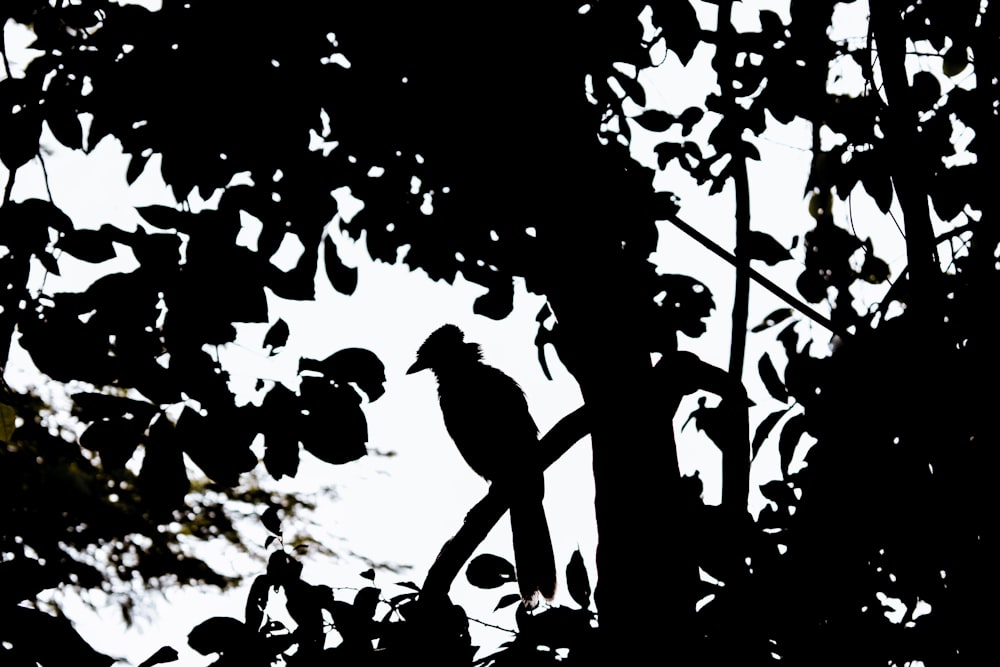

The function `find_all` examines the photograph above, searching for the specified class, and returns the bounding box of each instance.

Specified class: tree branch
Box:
[664,213,852,341]
[422,407,590,598]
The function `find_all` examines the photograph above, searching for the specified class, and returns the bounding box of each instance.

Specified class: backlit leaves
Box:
[466,554,516,589]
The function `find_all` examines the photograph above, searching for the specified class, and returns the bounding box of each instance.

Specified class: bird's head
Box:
[407,324,481,374]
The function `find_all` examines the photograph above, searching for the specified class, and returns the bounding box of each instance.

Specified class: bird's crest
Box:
[408,324,482,374]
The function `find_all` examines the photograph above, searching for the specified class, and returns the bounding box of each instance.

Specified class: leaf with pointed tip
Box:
[612,73,646,106]
[395,581,420,591]
[46,109,84,150]
[751,308,793,333]
[263,319,289,354]
[860,255,890,284]
[656,0,700,64]
[56,227,118,263]
[752,408,789,459]
[137,646,179,667]
[360,568,376,581]
[261,506,281,535]
[36,251,60,276]
[127,153,151,185]
[778,414,807,475]
[323,235,358,295]
[467,554,516,589]
[745,231,791,266]
[566,549,591,610]
[758,353,789,403]
[632,110,676,132]
[495,593,522,611]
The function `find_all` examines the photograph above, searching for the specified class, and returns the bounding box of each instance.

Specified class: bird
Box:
[407,324,556,606]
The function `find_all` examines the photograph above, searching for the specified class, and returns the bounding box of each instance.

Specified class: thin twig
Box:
[0,28,13,79]
[3,168,15,205]
[37,152,55,203]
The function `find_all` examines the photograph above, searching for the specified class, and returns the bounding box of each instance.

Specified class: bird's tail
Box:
[510,480,557,606]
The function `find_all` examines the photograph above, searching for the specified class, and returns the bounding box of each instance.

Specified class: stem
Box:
[0,23,13,80]
[3,168,15,205]
[716,1,752,377]
[869,4,940,310]
[730,163,752,375]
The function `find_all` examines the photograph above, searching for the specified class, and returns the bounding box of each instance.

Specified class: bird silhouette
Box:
[407,324,556,605]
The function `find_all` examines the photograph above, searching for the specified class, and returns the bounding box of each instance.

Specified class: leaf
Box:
[466,554,516,589]
[126,152,151,185]
[860,254,891,284]
[187,617,251,656]
[137,205,191,232]
[752,408,789,459]
[395,581,421,591]
[758,353,789,403]
[36,251,60,276]
[138,414,189,517]
[632,110,676,132]
[678,107,704,135]
[46,108,84,150]
[494,593,522,611]
[862,171,893,213]
[943,45,969,77]
[307,347,387,401]
[0,402,16,441]
[473,279,514,320]
[738,140,761,161]
[0,78,43,170]
[55,227,118,263]
[656,0,700,65]
[566,549,591,610]
[751,308,793,333]
[263,318,289,354]
[137,646,179,667]
[79,418,145,469]
[263,431,300,480]
[299,379,368,464]
[323,235,358,295]
[778,414,807,475]
[911,71,941,110]
[353,586,380,619]
[611,73,646,106]
[360,568,376,581]
[745,231,791,266]
[264,535,277,549]
[261,506,281,535]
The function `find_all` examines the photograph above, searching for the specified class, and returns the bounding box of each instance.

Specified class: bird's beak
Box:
[406,358,427,375]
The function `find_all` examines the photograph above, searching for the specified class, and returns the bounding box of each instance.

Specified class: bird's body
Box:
[408,325,556,605]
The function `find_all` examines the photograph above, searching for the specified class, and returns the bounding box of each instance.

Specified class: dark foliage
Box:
[2,0,998,665]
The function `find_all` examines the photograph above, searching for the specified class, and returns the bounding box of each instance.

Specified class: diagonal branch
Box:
[422,407,590,598]
[664,213,853,341]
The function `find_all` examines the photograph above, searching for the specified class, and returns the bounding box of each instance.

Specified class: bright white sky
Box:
[2,1,940,664]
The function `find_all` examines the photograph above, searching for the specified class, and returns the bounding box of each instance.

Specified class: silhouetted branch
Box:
[422,407,589,597]
[718,0,753,378]
[665,213,852,340]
